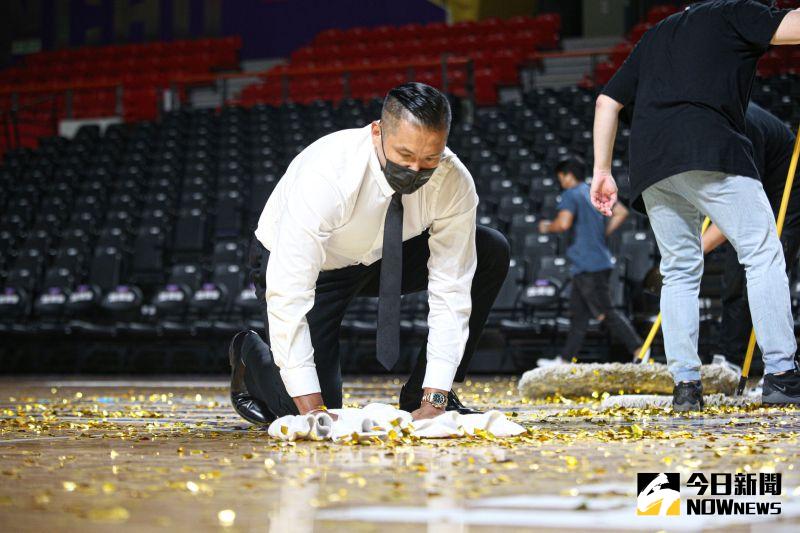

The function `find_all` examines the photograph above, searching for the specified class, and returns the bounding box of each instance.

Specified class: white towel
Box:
[266,403,525,442]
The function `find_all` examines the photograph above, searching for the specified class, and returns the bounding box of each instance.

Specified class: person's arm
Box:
[701,223,728,254]
[605,202,629,236]
[264,172,344,415]
[592,34,642,217]
[420,163,479,420]
[539,210,574,234]
[772,9,800,45]
[591,94,623,216]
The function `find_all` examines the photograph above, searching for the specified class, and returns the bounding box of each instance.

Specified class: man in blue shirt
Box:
[539,157,643,361]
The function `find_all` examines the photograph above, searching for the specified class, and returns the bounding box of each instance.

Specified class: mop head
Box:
[518,362,739,399]
[600,393,757,409]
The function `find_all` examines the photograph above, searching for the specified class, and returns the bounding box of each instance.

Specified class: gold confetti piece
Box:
[186,481,200,494]
[109,450,119,460]
[87,506,129,523]
[201,470,221,480]
[218,509,236,527]
[62,481,77,492]
[101,482,116,494]
[264,458,276,469]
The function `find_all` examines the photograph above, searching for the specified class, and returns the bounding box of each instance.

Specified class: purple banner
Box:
[33,0,446,60]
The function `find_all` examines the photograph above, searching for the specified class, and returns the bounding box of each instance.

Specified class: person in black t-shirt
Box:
[590,0,800,410]
[702,103,799,369]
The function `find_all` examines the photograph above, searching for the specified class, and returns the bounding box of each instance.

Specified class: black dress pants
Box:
[241,225,510,417]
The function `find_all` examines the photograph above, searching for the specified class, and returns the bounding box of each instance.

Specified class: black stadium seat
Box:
[172,208,208,260]
[0,76,795,363]
[619,230,657,284]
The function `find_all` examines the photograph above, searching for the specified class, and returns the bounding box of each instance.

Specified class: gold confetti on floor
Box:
[1,376,799,532]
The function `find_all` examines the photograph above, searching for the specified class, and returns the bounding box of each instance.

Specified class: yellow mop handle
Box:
[637,216,713,361]
[737,123,800,393]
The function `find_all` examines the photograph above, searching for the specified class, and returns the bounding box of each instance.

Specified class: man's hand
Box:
[590,169,618,216]
[538,220,551,234]
[411,402,445,421]
[308,407,338,421]
[410,387,448,420]
[293,392,337,420]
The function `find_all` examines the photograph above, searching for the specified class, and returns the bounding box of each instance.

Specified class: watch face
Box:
[431,392,446,407]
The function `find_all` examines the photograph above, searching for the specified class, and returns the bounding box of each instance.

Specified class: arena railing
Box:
[0,55,474,121]
[519,47,615,90]
[0,93,60,155]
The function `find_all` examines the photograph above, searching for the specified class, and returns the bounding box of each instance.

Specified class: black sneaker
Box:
[672,380,704,412]
[762,369,800,405]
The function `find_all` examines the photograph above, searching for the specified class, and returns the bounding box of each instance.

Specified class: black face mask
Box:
[380,127,437,195]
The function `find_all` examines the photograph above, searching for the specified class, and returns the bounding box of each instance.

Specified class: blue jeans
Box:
[642,171,797,383]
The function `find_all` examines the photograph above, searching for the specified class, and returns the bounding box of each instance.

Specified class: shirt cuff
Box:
[279,366,322,398]
[421,359,459,391]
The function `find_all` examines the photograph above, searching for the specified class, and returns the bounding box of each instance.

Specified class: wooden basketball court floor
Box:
[0,375,799,532]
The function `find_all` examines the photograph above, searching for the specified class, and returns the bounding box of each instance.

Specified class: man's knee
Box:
[660,253,704,287]
[737,232,785,275]
[476,225,510,276]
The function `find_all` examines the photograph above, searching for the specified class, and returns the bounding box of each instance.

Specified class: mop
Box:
[518,219,741,400]
[518,360,740,400]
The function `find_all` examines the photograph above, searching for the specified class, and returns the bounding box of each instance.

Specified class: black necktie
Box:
[377,192,403,370]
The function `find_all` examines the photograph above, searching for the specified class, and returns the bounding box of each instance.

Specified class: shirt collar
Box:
[368,139,395,198]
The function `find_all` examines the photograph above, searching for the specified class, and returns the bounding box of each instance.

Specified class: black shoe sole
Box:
[762,391,800,405]
[228,330,271,426]
[673,401,704,412]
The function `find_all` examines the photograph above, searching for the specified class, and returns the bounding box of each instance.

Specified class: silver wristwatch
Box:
[421,391,447,409]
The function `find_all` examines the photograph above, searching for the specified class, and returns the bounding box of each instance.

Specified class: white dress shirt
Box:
[255,125,479,398]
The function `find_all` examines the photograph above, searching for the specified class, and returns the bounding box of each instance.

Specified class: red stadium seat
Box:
[594,61,618,86]
[610,42,633,67]
[629,23,653,43]
[646,5,680,24]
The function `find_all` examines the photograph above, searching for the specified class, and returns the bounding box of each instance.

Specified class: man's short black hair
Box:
[555,156,586,181]
[382,82,451,133]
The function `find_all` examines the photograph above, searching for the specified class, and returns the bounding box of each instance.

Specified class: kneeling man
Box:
[229,83,510,423]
